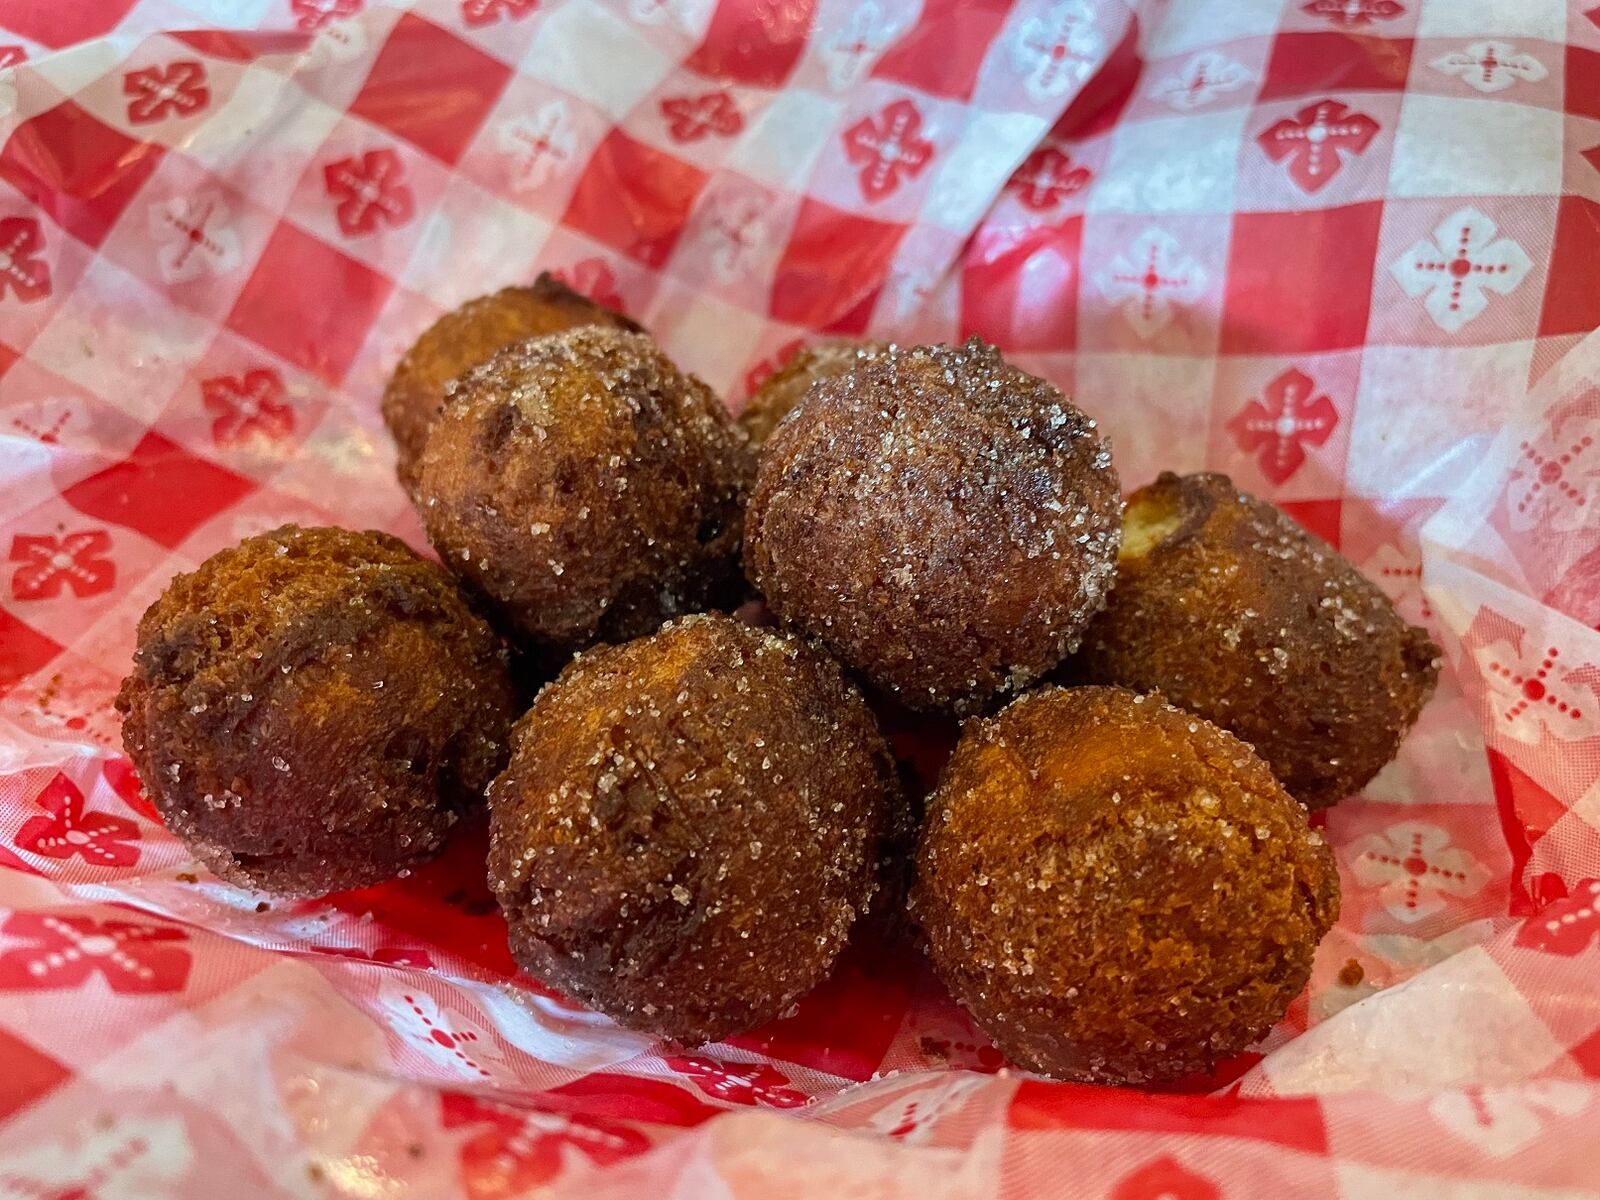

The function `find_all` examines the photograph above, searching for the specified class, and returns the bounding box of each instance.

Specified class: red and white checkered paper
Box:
[1,0,1598,1194]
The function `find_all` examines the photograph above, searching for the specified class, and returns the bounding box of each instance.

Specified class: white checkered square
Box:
[1416,0,1567,42]
[1145,0,1288,57]
[1091,108,1250,214]
[725,88,843,191]
[521,2,677,123]
[1390,94,1564,199]
[1346,341,1536,500]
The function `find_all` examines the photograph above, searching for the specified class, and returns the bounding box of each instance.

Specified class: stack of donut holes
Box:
[119,277,1438,1086]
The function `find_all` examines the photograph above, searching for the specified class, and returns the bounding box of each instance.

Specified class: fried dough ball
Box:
[115,525,518,898]
[1073,472,1440,809]
[745,338,1121,715]
[739,340,887,450]
[487,613,898,1044]
[417,327,754,657]
[383,274,641,491]
[912,686,1339,1085]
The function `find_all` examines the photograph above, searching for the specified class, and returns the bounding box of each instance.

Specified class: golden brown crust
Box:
[416,326,754,656]
[383,275,642,492]
[1072,472,1440,809]
[487,613,898,1044]
[911,685,1339,1085]
[115,525,518,898]
[744,338,1122,716]
[739,341,888,450]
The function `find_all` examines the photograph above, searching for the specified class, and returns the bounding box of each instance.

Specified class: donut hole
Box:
[1120,490,1182,562]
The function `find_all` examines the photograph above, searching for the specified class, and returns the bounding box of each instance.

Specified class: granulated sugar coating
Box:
[487,613,899,1045]
[115,526,519,898]
[738,340,888,450]
[744,338,1122,715]
[417,327,754,657]
[1072,472,1440,809]
[912,686,1339,1086]
[383,274,641,493]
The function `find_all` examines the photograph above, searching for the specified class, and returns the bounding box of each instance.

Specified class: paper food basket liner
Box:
[0,0,1598,1194]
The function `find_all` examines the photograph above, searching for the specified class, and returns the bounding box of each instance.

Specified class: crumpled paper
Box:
[0,0,1597,1194]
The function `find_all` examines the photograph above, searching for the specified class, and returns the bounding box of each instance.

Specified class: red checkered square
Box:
[1051,22,1142,140]
[1582,135,1600,186]
[728,944,916,1081]
[166,29,314,63]
[0,609,63,697]
[225,220,393,383]
[1567,48,1600,122]
[770,197,905,329]
[0,102,164,248]
[961,220,1081,352]
[60,431,256,549]
[348,13,512,166]
[1488,747,1572,914]
[1573,1026,1600,1076]
[561,130,708,268]
[0,1028,71,1119]
[1539,198,1600,339]
[1010,1079,1329,1152]
[1259,32,1413,101]
[686,0,817,88]
[0,0,138,49]
[869,0,1010,103]
[1221,204,1383,354]
[1279,498,1344,546]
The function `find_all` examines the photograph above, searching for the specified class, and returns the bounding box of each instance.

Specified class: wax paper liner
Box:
[0,0,1598,1195]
